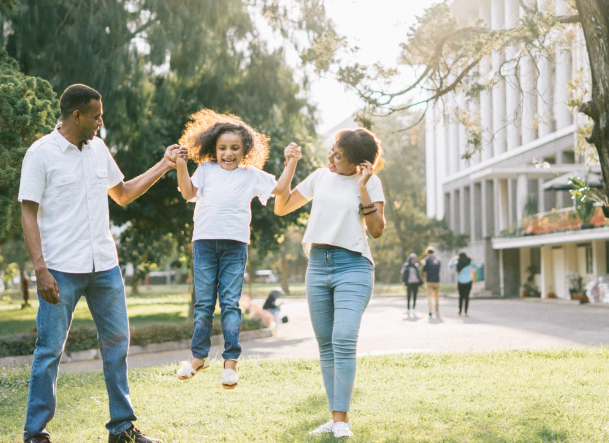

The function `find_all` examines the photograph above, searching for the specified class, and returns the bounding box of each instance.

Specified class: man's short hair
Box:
[426,246,435,254]
[60,84,101,120]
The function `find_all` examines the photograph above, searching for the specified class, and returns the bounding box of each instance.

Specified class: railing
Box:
[497,206,609,238]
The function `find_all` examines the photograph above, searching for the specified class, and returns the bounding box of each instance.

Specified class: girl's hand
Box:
[357,161,373,188]
[284,142,302,162]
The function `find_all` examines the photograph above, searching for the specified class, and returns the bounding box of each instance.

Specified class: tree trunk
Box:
[131,277,139,296]
[576,0,609,214]
[281,253,290,294]
[380,174,408,262]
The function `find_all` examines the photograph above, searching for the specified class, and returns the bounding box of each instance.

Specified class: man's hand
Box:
[162,144,183,170]
[36,268,59,305]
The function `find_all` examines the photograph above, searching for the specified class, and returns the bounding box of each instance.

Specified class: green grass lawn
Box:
[1,349,608,442]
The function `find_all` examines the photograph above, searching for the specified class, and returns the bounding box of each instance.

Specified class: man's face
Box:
[76,99,103,142]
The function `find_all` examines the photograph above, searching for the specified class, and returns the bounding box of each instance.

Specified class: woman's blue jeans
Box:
[306,245,374,413]
[24,266,135,441]
[191,240,247,360]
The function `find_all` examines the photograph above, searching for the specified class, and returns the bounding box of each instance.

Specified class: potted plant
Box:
[570,177,603,229]
[522,265,540,297]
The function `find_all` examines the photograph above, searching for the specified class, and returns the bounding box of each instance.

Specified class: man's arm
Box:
[21,200,59,304]
[108,144,186,206]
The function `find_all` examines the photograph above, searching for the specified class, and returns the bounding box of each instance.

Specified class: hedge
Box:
[0,316,263,358]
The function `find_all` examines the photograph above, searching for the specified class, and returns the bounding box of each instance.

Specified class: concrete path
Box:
[59,296,609,372]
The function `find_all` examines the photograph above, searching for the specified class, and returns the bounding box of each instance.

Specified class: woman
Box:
[449,252,477,316]
[275,128,385,439]
[401,253,423,311]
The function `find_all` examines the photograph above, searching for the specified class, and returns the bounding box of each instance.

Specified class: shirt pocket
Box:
[94,168,108,195]
[52,173,77,203]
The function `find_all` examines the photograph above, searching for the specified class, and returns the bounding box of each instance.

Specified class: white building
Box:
[426,0,605,299]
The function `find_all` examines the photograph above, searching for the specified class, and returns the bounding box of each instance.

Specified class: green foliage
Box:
[2,0,331,271]
[0,49,60,245]
[3,349,609,441]
[569,176,603,224]
[0,315,263,357]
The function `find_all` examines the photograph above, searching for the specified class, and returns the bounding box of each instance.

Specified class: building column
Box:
[481,180,489,237]
[491,0,507,157]
[554,0,573,130]
[460,186,468,235]
[435,103,447,220]
[520,4,537,144]
[448,92,460,175]
[425,106,437,218]
[494,178,509,233]
[507,179,515,226]
[516,174,529,222]
[537,1,553,137]
[479,1,493,161]
[505,0,521,149]
[537,178,546,213]
[470,183,477,242]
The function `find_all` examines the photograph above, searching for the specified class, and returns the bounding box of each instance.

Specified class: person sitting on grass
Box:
[263,290,284,324]
[174,109,301,389]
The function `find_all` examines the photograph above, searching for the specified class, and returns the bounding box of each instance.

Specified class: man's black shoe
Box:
[25,436,52,443]
[108,426,163,443]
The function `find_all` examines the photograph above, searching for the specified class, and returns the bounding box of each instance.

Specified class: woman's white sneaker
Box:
[332,421,354,438]
[309,420,334,435]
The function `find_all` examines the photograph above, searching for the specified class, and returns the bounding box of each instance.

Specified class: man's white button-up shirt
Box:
[18,124,124,273]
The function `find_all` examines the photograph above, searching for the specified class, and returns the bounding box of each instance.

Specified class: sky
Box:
[309,0,439,135]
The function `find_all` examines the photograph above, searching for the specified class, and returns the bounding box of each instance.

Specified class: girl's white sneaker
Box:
[332,421,354,438]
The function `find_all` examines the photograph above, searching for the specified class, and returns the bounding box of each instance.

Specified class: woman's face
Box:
[410,257,416,264]
[216,132,244,170]
[327,144,357,176]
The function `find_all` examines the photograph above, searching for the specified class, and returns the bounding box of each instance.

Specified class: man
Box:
[19,84,185,443]
[422,246,441,318]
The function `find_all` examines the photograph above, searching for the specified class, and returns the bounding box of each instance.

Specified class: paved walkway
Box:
[60,296,609,372]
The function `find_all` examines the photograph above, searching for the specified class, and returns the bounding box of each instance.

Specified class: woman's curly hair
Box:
[179,109,270,169]
[334,128,383,168]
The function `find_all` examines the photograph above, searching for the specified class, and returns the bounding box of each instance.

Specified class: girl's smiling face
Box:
[327,144,357,176]
[216,132,244,170]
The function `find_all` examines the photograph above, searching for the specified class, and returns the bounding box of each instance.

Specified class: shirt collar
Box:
[53,123,95,152]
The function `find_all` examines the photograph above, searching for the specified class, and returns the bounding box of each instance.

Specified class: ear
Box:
[72,109,81,123]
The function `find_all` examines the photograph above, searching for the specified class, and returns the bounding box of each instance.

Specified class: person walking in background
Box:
[449,252,477,316]
[401,253,422,312]
[422,246,441,318]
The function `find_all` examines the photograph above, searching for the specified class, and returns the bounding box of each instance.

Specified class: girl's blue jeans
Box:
[191,240,247,360]
[306,245,374,413]
[24,266,135,441]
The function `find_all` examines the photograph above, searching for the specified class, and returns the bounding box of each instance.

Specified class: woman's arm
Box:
[273,143,301,196]
[275,189,309,216]
[176,156,197,201]
[358,161,385,238]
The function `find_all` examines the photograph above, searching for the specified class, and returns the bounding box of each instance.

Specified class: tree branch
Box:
[557,14,581,24]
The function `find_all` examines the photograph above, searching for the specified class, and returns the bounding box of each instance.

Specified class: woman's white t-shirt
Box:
[189,162,277,244]
[295,168,385,266]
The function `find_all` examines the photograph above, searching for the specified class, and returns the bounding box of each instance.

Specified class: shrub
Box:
[0,314,264,358]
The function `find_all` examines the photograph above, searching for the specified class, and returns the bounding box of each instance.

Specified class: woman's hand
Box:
[357,161,373,188]
[284,142,302,162]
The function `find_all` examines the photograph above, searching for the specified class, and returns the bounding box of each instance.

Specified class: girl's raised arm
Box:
[176,150,197,201]
[274,143,309,216]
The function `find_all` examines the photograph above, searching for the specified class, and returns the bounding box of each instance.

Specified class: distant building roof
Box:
[322,116,359,149]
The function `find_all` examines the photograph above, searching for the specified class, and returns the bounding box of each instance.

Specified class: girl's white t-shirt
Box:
[190,162,277,244]
[295,168,385,266]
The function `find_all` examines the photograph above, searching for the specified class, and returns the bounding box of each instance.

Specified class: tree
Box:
[0,48,59,247]
[366,111,467,283]
[315,1,609,213]
[1,0,333,277]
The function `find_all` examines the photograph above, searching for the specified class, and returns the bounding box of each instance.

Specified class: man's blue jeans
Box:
[191,240,247,360]
[24,266,135,441]
[306,245,374,413]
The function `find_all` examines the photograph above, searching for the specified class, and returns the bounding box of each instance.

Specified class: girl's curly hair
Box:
[179,109,270,169]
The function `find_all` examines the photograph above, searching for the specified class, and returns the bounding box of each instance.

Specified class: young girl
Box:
[175,109,301,388]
